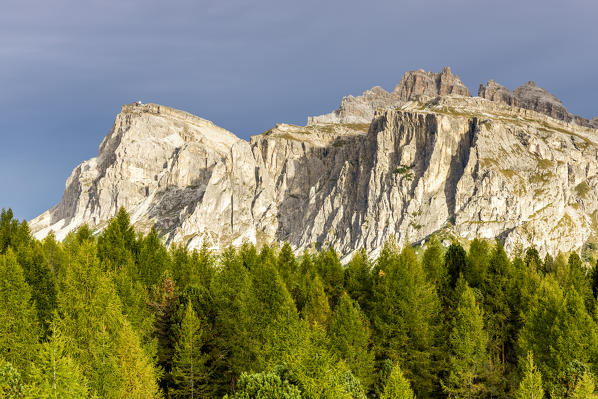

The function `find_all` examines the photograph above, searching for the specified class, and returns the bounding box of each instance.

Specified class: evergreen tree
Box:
[277,242,298,290]
[518,277,598,394]
[150,273,179,393]
[223,371,302,399]
[302,275,332,326]
[422,235,446,290]
[465,238,490,288]
[571,371,595,399]
[315,247,345,308]
[381,364,416,399]
[370,244,440,397]
[592,260,598,299]
[24,325,90,398]
[97,206,137,269]
[515,352,543,399]
[113,320,162,399]
[0,250,40,378]
[482,241,513,370]
[138,227,170,287]
[445,243,467,290]
[170,301,209,399]
[210,247,257,391]
[442,283,488,399]
[343,249,373,312]
[330,293,374,388]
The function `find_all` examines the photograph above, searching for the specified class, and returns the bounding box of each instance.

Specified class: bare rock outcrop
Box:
[308,67,470,125]
[478,80,519,106]
[393,66,471,101]
[479,79,595,128]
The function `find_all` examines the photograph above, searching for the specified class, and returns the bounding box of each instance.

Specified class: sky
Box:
[1,0,597,221]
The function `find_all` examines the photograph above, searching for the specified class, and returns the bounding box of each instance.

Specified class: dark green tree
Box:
[97,206,137,269]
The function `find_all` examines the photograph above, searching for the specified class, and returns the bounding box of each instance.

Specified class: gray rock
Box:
[394,66,470,101]
[30,87,598,260]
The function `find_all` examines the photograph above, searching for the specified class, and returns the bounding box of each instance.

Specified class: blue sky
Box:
[1,0,597,221]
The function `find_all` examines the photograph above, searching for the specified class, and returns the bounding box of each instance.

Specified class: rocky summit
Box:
[31,68,598,260]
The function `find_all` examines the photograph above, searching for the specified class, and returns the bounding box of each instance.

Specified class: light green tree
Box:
[24,325,90,398]
[381,364,416,399]
[515,352,543,399]
[442,283,488,399]
[330,293,374,388]
[170,300,209,399]
[0,250,40,378]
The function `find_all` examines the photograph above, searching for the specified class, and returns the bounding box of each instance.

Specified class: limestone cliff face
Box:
[30,83,598,260]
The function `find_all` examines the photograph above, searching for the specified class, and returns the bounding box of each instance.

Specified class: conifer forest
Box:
[1,207,598,399]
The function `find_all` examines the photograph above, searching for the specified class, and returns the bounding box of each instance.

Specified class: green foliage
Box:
[0,358,25,398]
[0,250,40,377]
[330,293,375,388]
[224,370,302,399]
[170,301,209,399]
[518,277,598,394]
[515,352,543,399]
[381,365,416,399]
[442,283,488,399]
[24,325,90,398]
[97,206,137,269]
[370,243,440,397]
[4,206,598,398]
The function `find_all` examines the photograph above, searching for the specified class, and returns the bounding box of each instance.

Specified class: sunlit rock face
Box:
[31,69,598,260]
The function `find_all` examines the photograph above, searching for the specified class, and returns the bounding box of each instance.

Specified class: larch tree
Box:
[442,283,488,399]
[330,292,375,388]
[170,300,209,399]
[24,325,90,399]
[381,364,416,399]
[515,352,543,399]
[0,250,40,378]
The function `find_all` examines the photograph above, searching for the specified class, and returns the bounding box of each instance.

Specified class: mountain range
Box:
[30,67,598,260]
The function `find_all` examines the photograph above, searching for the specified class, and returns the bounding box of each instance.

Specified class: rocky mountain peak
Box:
[393,66,471,101]
[29,68,598,261]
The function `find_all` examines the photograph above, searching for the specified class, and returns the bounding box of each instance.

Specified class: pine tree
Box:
[170,300,209,399]
[515,352,543,399]
[302,275,332,326]
[370,244,440,397]
[224,371,302,399]
[24,325,90,398]
[465,238,489,288]
[210,247,257,390]
[482,241,513,371]
[277,242,298,290]
[343,249,373,312]
[150,273,179,393]
[381,365,416,399]
[445,243,467,290]
[315,247,345,308]
[330,293,374,388]
[422,235,446,292]
[97,206,137,270]
[0,250,40,377]
[518,276,598,394]
[113,320,162,399]
[442,283,488,399]
[138,227,170,287]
